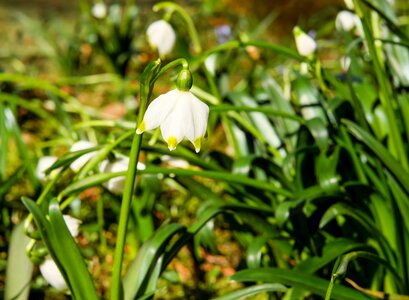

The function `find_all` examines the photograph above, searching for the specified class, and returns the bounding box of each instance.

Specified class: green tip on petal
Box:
[136,121,146,134]
[193,138,201,153]
[167,136,177,151]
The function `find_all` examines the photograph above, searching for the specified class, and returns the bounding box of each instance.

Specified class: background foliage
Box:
[1,0,409,299]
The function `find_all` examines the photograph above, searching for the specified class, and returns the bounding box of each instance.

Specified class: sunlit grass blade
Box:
[212,283,287,300]
[232,268,372,300]
[4,223,33,300]
[343,120,409,194]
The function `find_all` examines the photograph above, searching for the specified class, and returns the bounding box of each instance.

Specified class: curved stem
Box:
[191,40,304,71]
[154,2,202,54]
[151,58,188,84]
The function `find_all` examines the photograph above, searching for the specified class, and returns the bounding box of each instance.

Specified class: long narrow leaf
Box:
[231,268,372,300]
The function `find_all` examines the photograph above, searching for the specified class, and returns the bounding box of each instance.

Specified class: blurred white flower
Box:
[340,56,351,72]
[62,215,81,237]
[136,89,209,152]
[39,215,81,291]
[36,156,59,183]
[40,257,68,291]
[204,54,218,76]
[336,11,359,32]
[69,141,98,172]
[91,3,107,19]
[146,20,176,57]
[99,157,145,194]
[293,26,317,57]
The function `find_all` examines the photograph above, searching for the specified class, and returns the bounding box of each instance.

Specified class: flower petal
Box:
[188,93,209,142]
[160,92,192,145]
[40,257,67,291]
[140,89,179,132]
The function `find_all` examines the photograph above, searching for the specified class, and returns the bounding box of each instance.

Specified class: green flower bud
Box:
[176,68,193,91]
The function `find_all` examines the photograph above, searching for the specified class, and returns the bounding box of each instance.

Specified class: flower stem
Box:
[110,60,161,300]
[154,1,202,54]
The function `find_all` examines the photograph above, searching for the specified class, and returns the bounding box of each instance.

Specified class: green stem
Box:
[151,58,188,84]
[154,2,202,54]
[191,40,304,70]
[110,60,161,300]
[324,274,337,300]
[110,133,143,300]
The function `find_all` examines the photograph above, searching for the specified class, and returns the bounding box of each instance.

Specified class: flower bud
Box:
[176,68,193,91]
[293,26,317,57]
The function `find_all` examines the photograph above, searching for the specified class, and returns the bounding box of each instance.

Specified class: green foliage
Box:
[2,0,409,299]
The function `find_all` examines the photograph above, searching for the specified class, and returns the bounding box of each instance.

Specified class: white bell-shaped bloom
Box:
[136,89,209,152]
[91,3,107,19]
[336,11,359,32]
[340,56,351,72]
[293,27,317,57]
[40,257,68,291]
[39,215,80,291]
[69,141,98,172]
[146,20,176,57]
[99,157,145,194]
[36,156,59,183]
[62,215,81,237]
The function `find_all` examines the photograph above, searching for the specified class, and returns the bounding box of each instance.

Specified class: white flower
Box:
[340,56,351,72]
[36,156,59,183]
[336,11,359,32]
[99,157,145,194]
[146,20,176,57]
[69,141,98,172]
[39,215,81,291]
[91,3,107,19]
[40,257,68,291]
[136,89,209,152]
[204,54,218,76]
[293,27,317,57]
[62,215,81,237]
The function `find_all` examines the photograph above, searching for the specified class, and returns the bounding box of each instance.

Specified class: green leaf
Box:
[343,120,409,195]
[5,223,33,300]
[231,268,372,300]
[123,224,186,300]
[305,117,329,151]
[295,238,368,274]
[246,236,271,269]
[212,283,287,300]
[21,197,98,300]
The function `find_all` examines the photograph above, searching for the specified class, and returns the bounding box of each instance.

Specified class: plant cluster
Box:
[2,0,409,299]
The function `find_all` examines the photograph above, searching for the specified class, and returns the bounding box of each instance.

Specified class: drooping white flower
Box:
[136,89,209,152]
[91,3,107,19]
[336,11,359,32]
[62,215,81,237]
[36,156,59,183]
[39,215,81,291]
[69,141,98,172]
[146,20,176,57]
[99,157,146,194]
[340,56,351,72]
[40,257,68,291]
[293,26,317,57]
